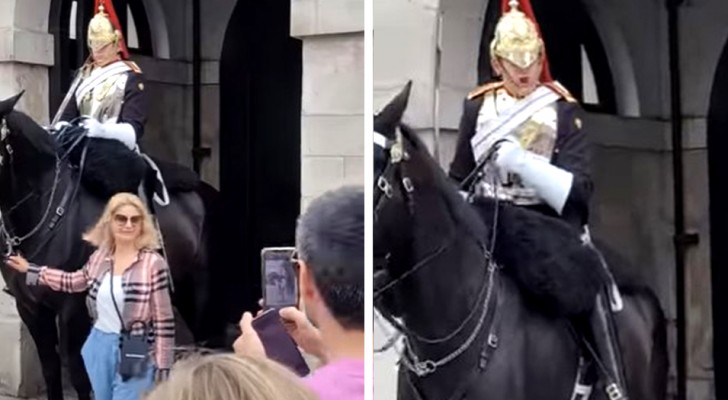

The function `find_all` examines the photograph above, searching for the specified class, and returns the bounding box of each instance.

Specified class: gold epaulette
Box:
[544,81,577,103]
[123,61,143,74]
[467,81,504,100]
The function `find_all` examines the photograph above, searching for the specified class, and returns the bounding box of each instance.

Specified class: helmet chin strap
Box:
[495,58,540,99]
[93,54,121,68]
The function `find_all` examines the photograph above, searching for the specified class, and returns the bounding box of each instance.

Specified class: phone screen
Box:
[261,248,298,309]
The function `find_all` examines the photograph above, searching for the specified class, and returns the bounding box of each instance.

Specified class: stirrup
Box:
[570,356,594,400]
[591,294,629,400]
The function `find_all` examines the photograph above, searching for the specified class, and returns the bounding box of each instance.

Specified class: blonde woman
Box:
[6,193,174,400]
[144,354,318,400]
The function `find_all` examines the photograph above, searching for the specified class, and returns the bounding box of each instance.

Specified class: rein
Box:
[0,121,88,259]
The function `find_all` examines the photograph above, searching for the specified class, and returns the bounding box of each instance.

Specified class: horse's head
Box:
[0,91,57,181]
[373,82,414,284]
[374,82,488,326]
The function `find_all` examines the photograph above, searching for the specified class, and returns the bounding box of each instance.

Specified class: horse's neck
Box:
[404,228,488,340]
[1,164,82,262]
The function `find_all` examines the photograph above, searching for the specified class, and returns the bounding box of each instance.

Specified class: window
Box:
[69,0,77,40]
[127,5,139,49]
[581,45,599,105]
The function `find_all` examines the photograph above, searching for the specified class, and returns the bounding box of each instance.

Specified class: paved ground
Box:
[374,314,398,400]
[0,395,77,400]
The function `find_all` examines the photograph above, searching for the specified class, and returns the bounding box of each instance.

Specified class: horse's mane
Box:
[399,123,488,242]
[6,109,57,157]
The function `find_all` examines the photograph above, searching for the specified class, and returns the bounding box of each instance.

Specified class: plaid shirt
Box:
[26,248,175,369]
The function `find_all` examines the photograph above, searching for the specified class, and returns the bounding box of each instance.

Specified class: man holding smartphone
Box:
[234,186,364,400]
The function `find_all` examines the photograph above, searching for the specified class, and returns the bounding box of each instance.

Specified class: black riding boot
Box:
[138,171,157,215]
[589,291,629,400]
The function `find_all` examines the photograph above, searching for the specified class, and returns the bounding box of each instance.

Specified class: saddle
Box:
[472,198,609,317]
[61,135,199,201]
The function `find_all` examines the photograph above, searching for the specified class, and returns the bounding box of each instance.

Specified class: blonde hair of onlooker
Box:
[144,354,317,400]
[82,192,160,251]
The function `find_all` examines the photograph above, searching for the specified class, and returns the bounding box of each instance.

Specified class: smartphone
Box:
[261,247,299,310]
[252,308,310,376]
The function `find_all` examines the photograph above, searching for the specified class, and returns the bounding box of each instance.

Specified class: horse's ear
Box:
[0,91,24,117]
[374,81,412,140]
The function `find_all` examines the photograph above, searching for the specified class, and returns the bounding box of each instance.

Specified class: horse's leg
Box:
[396,367,417,400]
[616,292,669,400]
[16,303,63,400]
[58,297,92,400]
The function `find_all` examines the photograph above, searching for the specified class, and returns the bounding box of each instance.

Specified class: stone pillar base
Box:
[0,314,45,398]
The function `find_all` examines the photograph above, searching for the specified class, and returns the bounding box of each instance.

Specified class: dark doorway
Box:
[219,0,302,319]
[477,0,615,114]
[708,37,728,400]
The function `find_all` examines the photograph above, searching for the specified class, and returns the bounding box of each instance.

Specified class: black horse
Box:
[0,92,228,400]
[373,84,668,400]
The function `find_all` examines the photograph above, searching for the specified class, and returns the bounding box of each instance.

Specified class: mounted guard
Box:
[449,1,628,398]
[51,0,169,210]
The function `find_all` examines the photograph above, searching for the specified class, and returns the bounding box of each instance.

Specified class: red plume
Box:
[500,0,552,82]
[94,0,129,59]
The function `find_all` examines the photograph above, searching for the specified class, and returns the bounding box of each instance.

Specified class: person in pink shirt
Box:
[234,186,364,400]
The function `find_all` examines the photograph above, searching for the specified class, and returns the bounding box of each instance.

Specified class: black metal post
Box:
[667,1,698,399]
[191,0,206,173]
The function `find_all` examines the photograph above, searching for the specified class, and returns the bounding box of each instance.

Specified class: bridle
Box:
[0,117,88,259]
[372,127,503,390]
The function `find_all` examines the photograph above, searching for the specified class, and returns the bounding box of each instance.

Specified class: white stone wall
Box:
[291,0,365,209]
[0,0,52,396]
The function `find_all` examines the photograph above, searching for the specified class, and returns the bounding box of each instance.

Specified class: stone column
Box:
[291,0,364,209]
[0,0,53,396]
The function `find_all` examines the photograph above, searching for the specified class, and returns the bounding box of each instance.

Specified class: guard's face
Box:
[91,42,120,67]
[493,55,543,98]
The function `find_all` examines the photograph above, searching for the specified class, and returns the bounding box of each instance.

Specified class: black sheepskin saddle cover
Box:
[63,138,199,199]
[472,198,608,317]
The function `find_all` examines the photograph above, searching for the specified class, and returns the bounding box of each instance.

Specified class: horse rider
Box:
[448,1,628,398]
[51,0,168,211]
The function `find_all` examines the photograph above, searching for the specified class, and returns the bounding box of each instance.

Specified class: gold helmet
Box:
[490,0,544,70]
[87,0,129,58]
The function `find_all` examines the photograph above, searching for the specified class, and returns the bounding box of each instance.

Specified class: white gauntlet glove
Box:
[493,139,574,214]
[82,118,137,151]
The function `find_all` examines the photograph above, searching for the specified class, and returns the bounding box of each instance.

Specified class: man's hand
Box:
[82,118,105,138]
[232,312,266,358]
[279,307,328,362]
[50,121,71,134]
[492,137,525,173]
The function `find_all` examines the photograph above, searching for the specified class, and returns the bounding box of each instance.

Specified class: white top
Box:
[94,272,126,334]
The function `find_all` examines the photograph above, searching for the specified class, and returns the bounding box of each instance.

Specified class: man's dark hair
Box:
[296,186,364,330]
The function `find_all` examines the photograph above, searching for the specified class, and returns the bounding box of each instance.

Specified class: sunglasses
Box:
[113,214,142,226]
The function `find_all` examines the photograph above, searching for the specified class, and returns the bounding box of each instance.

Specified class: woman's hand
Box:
[5,255,30,273]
